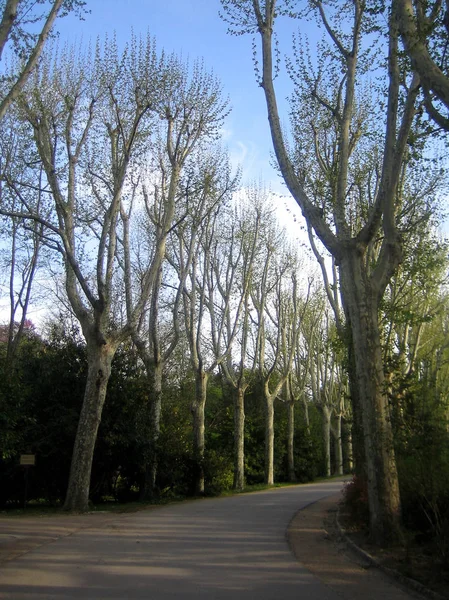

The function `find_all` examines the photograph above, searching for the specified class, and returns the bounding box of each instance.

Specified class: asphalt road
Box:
[0,480,344,599]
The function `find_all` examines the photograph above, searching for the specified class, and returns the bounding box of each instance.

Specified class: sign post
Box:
[20,455,35,508]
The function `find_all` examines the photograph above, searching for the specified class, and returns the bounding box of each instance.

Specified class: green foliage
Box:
[295,405,326,482]
[0,324,85,506]
[0,320,338,507]
[393,364,449,564]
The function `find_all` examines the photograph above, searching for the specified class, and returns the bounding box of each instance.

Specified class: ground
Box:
[0,490,445,599]
[289,495,448,600]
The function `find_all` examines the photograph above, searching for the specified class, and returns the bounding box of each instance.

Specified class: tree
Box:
[250,219,301,485]
[0,37,206,511]
[170,148,237,494]
[127,59,231,499]
[0,0,86,122]
[0,102,54,365]
[304,298,345,476]
[220,0,423,543]
[397,0,449,130]
[217,190,263,490]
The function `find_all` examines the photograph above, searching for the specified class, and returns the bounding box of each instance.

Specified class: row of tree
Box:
[0,0,449,551]
[220,0,449,544]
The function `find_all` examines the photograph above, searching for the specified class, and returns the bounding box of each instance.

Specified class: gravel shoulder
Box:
[288,494,435,600]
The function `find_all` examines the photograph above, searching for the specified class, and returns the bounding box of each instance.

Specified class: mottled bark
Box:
[287,400,297,483]
[264,392,274,485]
[333,413,344,476]
[322,404,332,478]
[339,250,401,543]
[343,419,354,473]
[63,340,115,512]
[192,370,208,495]
[345,332,366,477]
[233,386,246,490]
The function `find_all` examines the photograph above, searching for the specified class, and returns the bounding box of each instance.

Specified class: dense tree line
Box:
[0,0,449,566]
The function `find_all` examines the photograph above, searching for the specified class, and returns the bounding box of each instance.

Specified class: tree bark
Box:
[343,419,354,473]
[322,404,332,478]
[333,413,344,476]
[192,369,208,495]
[140,358,163,500]
[287,400,297,483]
[264,390,274,485]
[233,385,246,491]
[339,250,401,543]
[63,340,115,511]
[345,330,366,478]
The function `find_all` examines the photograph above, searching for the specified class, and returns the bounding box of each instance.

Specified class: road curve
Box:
[0,480,344,599]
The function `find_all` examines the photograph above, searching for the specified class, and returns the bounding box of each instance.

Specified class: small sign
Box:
[20,454,35,466]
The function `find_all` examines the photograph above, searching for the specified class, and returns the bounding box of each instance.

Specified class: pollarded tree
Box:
[169,148,237,495]
[0,0,86,121]
[0,37,201,511]
[216,190,263,491]
[220,0,423,542]
[127,59,231,499]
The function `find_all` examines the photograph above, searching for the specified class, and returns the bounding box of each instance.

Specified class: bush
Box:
[342,474,369,527]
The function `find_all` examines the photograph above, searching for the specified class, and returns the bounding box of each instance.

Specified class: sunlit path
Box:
[0,481,344,599]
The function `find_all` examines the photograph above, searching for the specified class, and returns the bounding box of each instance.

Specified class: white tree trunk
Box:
[264,392,275,485]
[192,370,208,495]
[233,386,246,491]
[287,400,297,483]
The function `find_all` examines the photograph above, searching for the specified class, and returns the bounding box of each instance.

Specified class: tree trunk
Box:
[287,400,297,483]
[63,340,115,511]
[339,251,402,543]
[192,369,208,495]
[333,413,344,476]
[343,419,354,473]
[344,321,366,478]
[322,405,332,478]
[140,358,163,500]
[302,395,310,430]
[233,385,246,491]
[264,391,274,485]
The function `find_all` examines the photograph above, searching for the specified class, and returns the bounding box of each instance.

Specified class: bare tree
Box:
[250,223,301,485]
[216,191,263,490]
[0,37,199,511]
[0,115,47,363]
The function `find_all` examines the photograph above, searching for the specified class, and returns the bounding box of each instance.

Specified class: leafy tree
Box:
[0,0,86,121]
[397,0,449,130]
[0,36,230,510]
[127,58,231,500]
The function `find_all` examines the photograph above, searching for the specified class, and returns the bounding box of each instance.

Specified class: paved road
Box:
[0,481,344,599]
